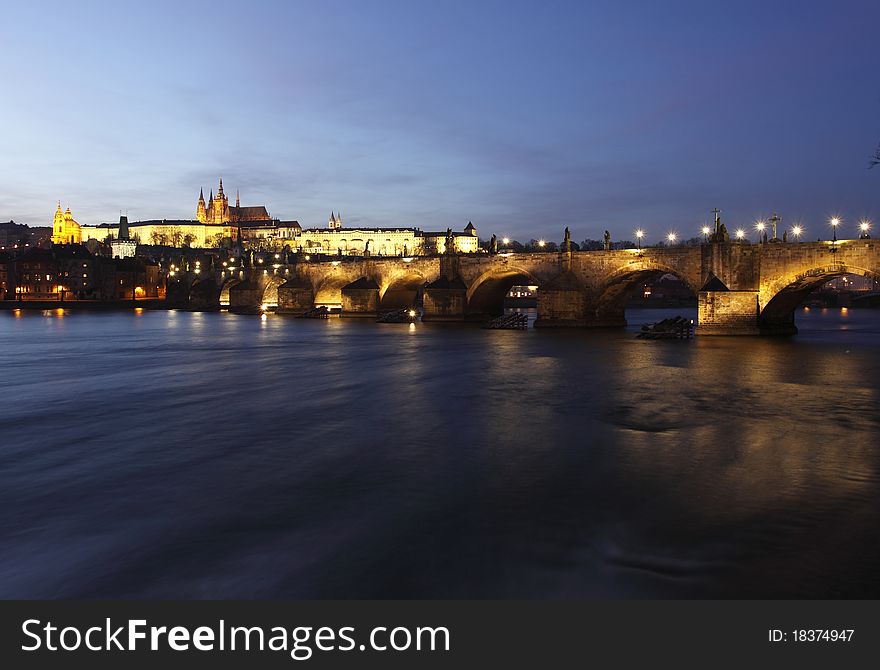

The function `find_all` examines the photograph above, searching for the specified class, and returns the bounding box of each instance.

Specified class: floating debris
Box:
[637,316,694,339]
[299,306,331,319]
[377,308,420,323]
[484,313,529,330]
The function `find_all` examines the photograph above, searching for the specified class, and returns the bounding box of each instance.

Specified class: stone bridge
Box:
[165,238,880,335]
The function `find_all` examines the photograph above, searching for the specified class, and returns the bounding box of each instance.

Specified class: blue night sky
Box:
[1,0,878,243]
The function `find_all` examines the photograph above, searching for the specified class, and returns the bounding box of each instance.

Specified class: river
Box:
[1,306,878,598]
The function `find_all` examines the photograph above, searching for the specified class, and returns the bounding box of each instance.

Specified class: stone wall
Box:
[341,278,380,317]
[698,290,760,335]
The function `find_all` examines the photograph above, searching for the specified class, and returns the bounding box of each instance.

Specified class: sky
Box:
[1,0,878,243]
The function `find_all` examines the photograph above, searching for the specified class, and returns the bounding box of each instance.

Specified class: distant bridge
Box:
[166,239,880,335]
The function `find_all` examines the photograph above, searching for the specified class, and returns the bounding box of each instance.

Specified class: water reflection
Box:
[0,307,878,598]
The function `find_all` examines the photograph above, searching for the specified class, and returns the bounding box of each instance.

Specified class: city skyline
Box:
[2,0,879,241]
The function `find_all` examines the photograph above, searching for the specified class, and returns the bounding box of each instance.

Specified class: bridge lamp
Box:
[791,225,803,240]
[667,232,677,245]
[735,228,746,240]
[635,229,644,250]
[538,239,546,248]
[502,237,510,246]
[830,217,840,242]
[701,226,711,241]
[755,221,766,241]
[859,220,871,238]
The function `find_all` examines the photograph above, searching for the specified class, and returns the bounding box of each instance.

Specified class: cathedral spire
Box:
[199,187,205,202]
[236,189,240,208]
[218,177,224,198]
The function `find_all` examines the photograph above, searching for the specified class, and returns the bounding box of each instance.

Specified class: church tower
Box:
[51,203,82,244]
[197,188,207,222]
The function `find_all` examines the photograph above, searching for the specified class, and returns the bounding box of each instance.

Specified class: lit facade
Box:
[196,178,271,224]
[290,222,480,255]
[51,203,82,244]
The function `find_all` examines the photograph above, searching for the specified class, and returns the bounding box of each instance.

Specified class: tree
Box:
[150,230,162,245]
[183,233,196,247]
[871,142,880,168]
[169,227,184,247]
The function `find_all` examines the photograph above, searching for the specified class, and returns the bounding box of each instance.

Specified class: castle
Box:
[197,178,270,224]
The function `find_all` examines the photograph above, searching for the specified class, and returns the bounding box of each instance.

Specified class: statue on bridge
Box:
[489,234,498,254]
[445,228,455,254]
[603,230,611,251]
[364,239,371,257]
[710,208,729,243]
[562,227,571,252]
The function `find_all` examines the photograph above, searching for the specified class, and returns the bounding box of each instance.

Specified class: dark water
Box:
[1,306,879,599]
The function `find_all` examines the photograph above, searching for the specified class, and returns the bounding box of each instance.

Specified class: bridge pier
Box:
[229,280,263,314]
[340,278,380,317]
[276,278,314,315]
[534,271,588,327]
[188,278,221,311]
[697,290,760,335]
[422,277,468,321]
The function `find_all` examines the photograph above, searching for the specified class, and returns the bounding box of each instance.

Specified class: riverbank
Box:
[0,299,166,311]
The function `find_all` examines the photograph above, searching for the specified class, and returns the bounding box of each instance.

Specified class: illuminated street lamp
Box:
[830,217,840,242]
[667,232,677,245]
[790,225,803,241]
[859,220,871,239]
[735,228,746,241]
[701,226,711,242]
[635,229,644,250]
[755,220,766,242]
[538,239,546,248]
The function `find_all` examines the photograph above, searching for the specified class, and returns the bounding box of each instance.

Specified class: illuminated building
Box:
[110,215,137,258]
[51,203,82,244]
[196,178,271,224]
[291,221,480,255]
[0,251,9,298]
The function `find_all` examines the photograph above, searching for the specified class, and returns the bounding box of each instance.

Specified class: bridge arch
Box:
[260,275,287,308]
[219,278,243,308]
[592,264,699,326]
[379,269,429,309]
[466,266,543,317]
[313,276,355,308]
[760,263,880,334]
